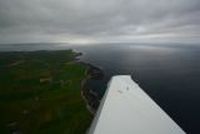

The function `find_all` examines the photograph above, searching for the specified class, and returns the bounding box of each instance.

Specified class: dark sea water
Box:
[0,43,200,133]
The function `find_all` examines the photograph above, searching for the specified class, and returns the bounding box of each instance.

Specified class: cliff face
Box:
[80,63,104,114]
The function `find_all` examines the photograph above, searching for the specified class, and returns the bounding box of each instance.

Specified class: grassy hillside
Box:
[0,50,92,134]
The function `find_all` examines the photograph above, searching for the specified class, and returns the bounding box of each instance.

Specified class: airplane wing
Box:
[88,75,185,134]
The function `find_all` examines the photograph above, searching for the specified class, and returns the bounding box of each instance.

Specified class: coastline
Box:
[78,61,104,115]
[73,49,104,115]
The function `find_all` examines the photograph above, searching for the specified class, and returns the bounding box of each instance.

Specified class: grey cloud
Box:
[0,0,200,44]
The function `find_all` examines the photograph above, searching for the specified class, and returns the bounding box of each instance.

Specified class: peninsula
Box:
[0,50,101,134]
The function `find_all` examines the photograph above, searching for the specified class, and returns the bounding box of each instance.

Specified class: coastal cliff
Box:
[79,62,104,114]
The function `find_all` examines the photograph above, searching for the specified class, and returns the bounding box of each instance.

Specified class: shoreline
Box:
[73,49,104,115]
[78,61,104,115]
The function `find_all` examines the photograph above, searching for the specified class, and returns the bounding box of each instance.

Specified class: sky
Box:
[0,0,200,44]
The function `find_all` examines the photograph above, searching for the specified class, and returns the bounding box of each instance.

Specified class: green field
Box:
[0,50,92,134]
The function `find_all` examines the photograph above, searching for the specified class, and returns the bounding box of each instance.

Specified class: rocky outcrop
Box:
[80,62,104,114]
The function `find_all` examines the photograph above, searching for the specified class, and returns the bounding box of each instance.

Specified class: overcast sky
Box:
[0,0,200,44]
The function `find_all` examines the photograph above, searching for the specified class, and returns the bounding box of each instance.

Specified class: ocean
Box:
[0,42,200,133]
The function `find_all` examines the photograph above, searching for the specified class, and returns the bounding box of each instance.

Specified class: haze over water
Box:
[0,43,200,133]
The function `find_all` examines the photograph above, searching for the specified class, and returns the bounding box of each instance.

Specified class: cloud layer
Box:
[0,0,200,44]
